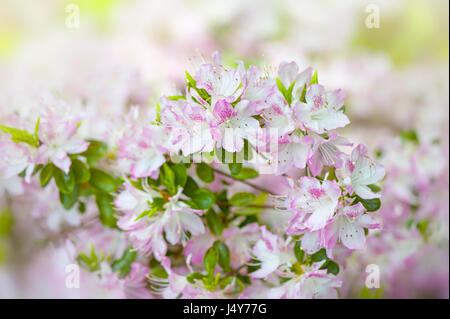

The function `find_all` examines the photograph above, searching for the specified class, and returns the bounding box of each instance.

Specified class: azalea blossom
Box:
[293,84,349,133]
[36,109,89,174]
[345,144,385,199]
[285,177,341,232]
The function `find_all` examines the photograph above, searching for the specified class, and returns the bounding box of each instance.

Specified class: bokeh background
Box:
[0,0,448,298]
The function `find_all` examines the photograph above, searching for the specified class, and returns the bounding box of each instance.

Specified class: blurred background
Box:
[0,0,448,298]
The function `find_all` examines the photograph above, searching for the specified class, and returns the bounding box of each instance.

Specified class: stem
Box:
[211,167,276,195]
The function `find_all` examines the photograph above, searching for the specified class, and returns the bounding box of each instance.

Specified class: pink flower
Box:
[194,52,243,106]
[273,134,313,175]
[211,100,260,153]
[307,133,352,176]
[250,226,296,279]
[347,144,385,199]
[302,203,381,257]
[117,125,166,179]
[36,111,89,174]
[0,140,36,183]
[268,262,342,299]
[159,98,214,155]
[286,177,341,232]
[116,188,205,261]
[277,62,313,102]
[293,84,349,133]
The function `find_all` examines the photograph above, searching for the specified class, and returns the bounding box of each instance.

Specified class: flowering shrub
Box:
[0,52,385,299]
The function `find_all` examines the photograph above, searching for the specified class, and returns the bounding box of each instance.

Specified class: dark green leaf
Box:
[95,193,117,228]
[310,248,327,263]
[40,163,54,187]
[190,189,215,210]
[214,240,231,272]
[59,184,80,210]
[183,176,199,198]
[353,196,381,212]
[90,168,118,193]
[294,241,305,263]
[53,168,76,194]
[320,260,340,275]
[111,248,137,276]
[172,164,188,188]
[71,159,90,183]
[196,163,214,183]
[186,272,204,284]
[81,140,108,165]
[206,209,224,236]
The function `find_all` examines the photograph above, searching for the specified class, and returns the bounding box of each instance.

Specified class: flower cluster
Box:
[0,52,385,299]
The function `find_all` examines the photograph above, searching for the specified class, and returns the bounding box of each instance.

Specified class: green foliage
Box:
[229,192,256,206]
[0,210,12,236]
[196,163,214,183]
[53,167,76,194]
[214,240,231,272]
[90,168,118,193]
[276,78,296,105]
[81,139,108,166]
[352,196,382,212]
[294,241,305,263]
[203,246,218,277]
[310,248,327,263]
[320,259,340,275]
[77,244,104,272]
[228,162,243,176]
[206,209,224,236]
[95,193,117,228]
[360,286,385,299]
[40,163,54,187]
[400,129,419,145]
[185,71,211,104]
[189,189,215,210]
[231,167,259,180]
[159,163,177,194]
[59,184,80,210]
[310,70,318,85]
[71,159,91,183]
[183,176,199,198]
[0,118,40,147]
[111,248,137,276]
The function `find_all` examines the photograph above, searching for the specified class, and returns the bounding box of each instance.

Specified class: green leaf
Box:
[196,163,214,183]
[228,162,242,176]
[214,240,231,272]
[206,209,224,236]
[183,176,199,198]
[59,184,80,210]
[81,139,108,165]
[172,164,188,188]
[367,184,382,193]
[400,130,419,145]
[320,259,340,275]
[353,196,381,212]
[203,246,218,276]
[294,241,305,263]
[360,286,385,299]
[186,272,204,284]
[166,95,186,101]
[234,207,261,216]
[231,167,258,180]
[0,210,12,236]
[310,248,327,263]
[160,163,176,194]
[95,193,117,228]
[310,70,318,84]
[0,125,38,147]
[40,163,54,187]
[185,71,211,103]
[230,192,256,206]
[71,159,90,183]
[90,168,118,193]
[53,168,76,194]
[111,248,137,276]
[190,189,215,210]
